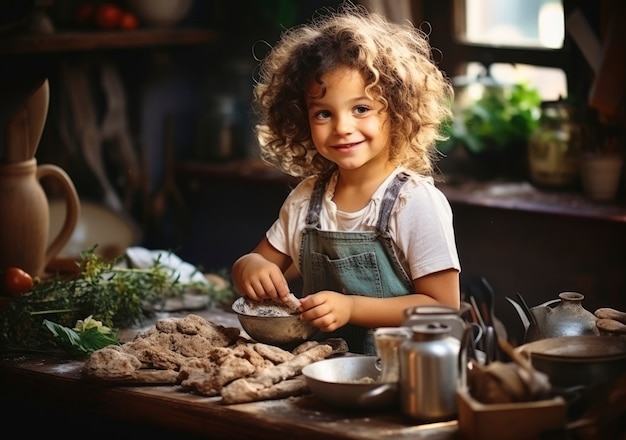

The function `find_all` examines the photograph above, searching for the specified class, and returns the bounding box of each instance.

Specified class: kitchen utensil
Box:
[402,304,468,341]
[508,292,599,343]
[464,275,505,361]
[302,356,398,410]
[24,78,49,159]
[468,296,496,365]
[399,323,460,421]
[48,199,139,260]
[232,296,318,348]
[374,327,411,383]
[506,292,536,331]
[4,78,49,163]
[128,0,192,27]
[0,159,79,277]
[515,336,626,390]
[374,326,411,383]
[464,275,495,327]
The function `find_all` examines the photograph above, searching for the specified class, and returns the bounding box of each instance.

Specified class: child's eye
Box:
[354,105,370,115]
[314,110,331,120]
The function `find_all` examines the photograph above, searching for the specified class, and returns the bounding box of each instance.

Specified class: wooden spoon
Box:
[4,78,49,162]
[24,78,49,159]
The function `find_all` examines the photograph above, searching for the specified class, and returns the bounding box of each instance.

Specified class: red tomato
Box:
[95,3,123,30]
[2,267,34,297]
[119,12,139,30]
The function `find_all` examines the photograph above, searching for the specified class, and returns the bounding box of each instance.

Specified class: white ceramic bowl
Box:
[48,200,139,260]
[128,0,192,28]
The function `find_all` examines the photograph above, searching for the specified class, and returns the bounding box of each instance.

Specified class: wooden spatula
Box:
[4,78,49,162]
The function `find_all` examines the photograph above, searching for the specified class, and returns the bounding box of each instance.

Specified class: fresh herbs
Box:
[0,247,235,355]
[44,316,119,356]
[447,82,542,155]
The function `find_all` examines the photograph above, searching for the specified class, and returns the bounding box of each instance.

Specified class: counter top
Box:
[0,308,458,440]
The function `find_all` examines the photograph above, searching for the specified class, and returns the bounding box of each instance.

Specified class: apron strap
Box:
[305,172,332,227]
[305,170,410,231]
[376,171,410,233]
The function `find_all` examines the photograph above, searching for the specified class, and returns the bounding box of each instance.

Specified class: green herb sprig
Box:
[0,247,235,355]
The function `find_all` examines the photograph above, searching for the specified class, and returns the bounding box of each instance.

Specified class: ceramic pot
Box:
[516,335,626,389]
[579,153,623,201]
[0,159,79,277]
[127,0,192,27]
[524,292,600,343]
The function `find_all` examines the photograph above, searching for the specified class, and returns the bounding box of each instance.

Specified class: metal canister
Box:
[399,323,460,421]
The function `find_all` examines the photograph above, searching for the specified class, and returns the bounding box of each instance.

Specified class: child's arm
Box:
[299,268,460,331]
[231,237,294,303]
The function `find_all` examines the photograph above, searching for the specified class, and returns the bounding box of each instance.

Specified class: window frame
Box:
[417,0,598,101]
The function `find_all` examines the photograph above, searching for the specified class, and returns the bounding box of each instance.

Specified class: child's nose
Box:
[334,114,354,135]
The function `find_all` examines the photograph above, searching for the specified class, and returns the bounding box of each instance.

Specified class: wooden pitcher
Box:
[0,159,79,277]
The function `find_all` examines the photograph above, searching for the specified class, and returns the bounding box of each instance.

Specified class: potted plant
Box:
[440,81,542,180]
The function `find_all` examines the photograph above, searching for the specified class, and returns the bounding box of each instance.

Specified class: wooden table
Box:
[0,308,459,440]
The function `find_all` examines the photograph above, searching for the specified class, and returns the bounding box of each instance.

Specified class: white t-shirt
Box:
[266,167,461,280]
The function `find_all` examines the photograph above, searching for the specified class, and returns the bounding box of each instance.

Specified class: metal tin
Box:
[399,323,460,421]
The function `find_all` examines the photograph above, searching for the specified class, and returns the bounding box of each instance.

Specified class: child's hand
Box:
[231,253,290,302]
[299,291,355,332]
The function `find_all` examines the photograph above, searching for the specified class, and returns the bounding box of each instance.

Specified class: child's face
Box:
[305,66,391,173]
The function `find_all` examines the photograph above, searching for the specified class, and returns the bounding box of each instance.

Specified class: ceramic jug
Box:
[0,159,79,277]
[508,291,599,343]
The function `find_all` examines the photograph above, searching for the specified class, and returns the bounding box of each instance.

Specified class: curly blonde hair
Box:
[253,2,454,178]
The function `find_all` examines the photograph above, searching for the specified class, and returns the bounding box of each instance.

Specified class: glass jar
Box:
[528,101,582,187]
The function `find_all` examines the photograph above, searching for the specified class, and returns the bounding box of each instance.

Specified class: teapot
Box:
[507,291,599,343]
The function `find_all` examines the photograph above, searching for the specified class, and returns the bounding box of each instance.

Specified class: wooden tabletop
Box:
[0,308,459,440]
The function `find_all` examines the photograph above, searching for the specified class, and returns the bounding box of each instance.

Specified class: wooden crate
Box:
[457,388,567,440]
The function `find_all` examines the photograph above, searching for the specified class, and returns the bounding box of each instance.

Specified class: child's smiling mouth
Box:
[332,140,363,152]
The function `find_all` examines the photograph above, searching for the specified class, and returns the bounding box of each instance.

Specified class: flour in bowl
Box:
[235,294,302,317]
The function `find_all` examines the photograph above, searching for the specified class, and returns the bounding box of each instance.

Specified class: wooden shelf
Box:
[175,160,626,224]
[438,180,626,223]
[175,160,299,186]
[0,28,219,53]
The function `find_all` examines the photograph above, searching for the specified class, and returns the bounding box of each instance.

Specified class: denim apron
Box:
[299,171,414,354]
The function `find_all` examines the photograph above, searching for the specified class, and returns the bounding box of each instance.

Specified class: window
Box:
[464,0,564,48]
[463,0,566,100]
[419,0,597,102]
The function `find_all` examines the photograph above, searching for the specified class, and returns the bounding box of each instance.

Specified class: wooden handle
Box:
[25,79,49,159]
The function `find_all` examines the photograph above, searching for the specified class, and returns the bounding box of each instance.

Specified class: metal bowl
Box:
[302,356,399,410]
[232,297,318,348]
[516,335,626,389]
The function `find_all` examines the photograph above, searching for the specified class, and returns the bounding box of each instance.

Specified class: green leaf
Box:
[76,327,119,352]
[44,320,82,348]
[43,319,119,356]
[451,82,541,154]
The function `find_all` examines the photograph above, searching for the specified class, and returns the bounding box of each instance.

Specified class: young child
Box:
[231,3,461,354]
